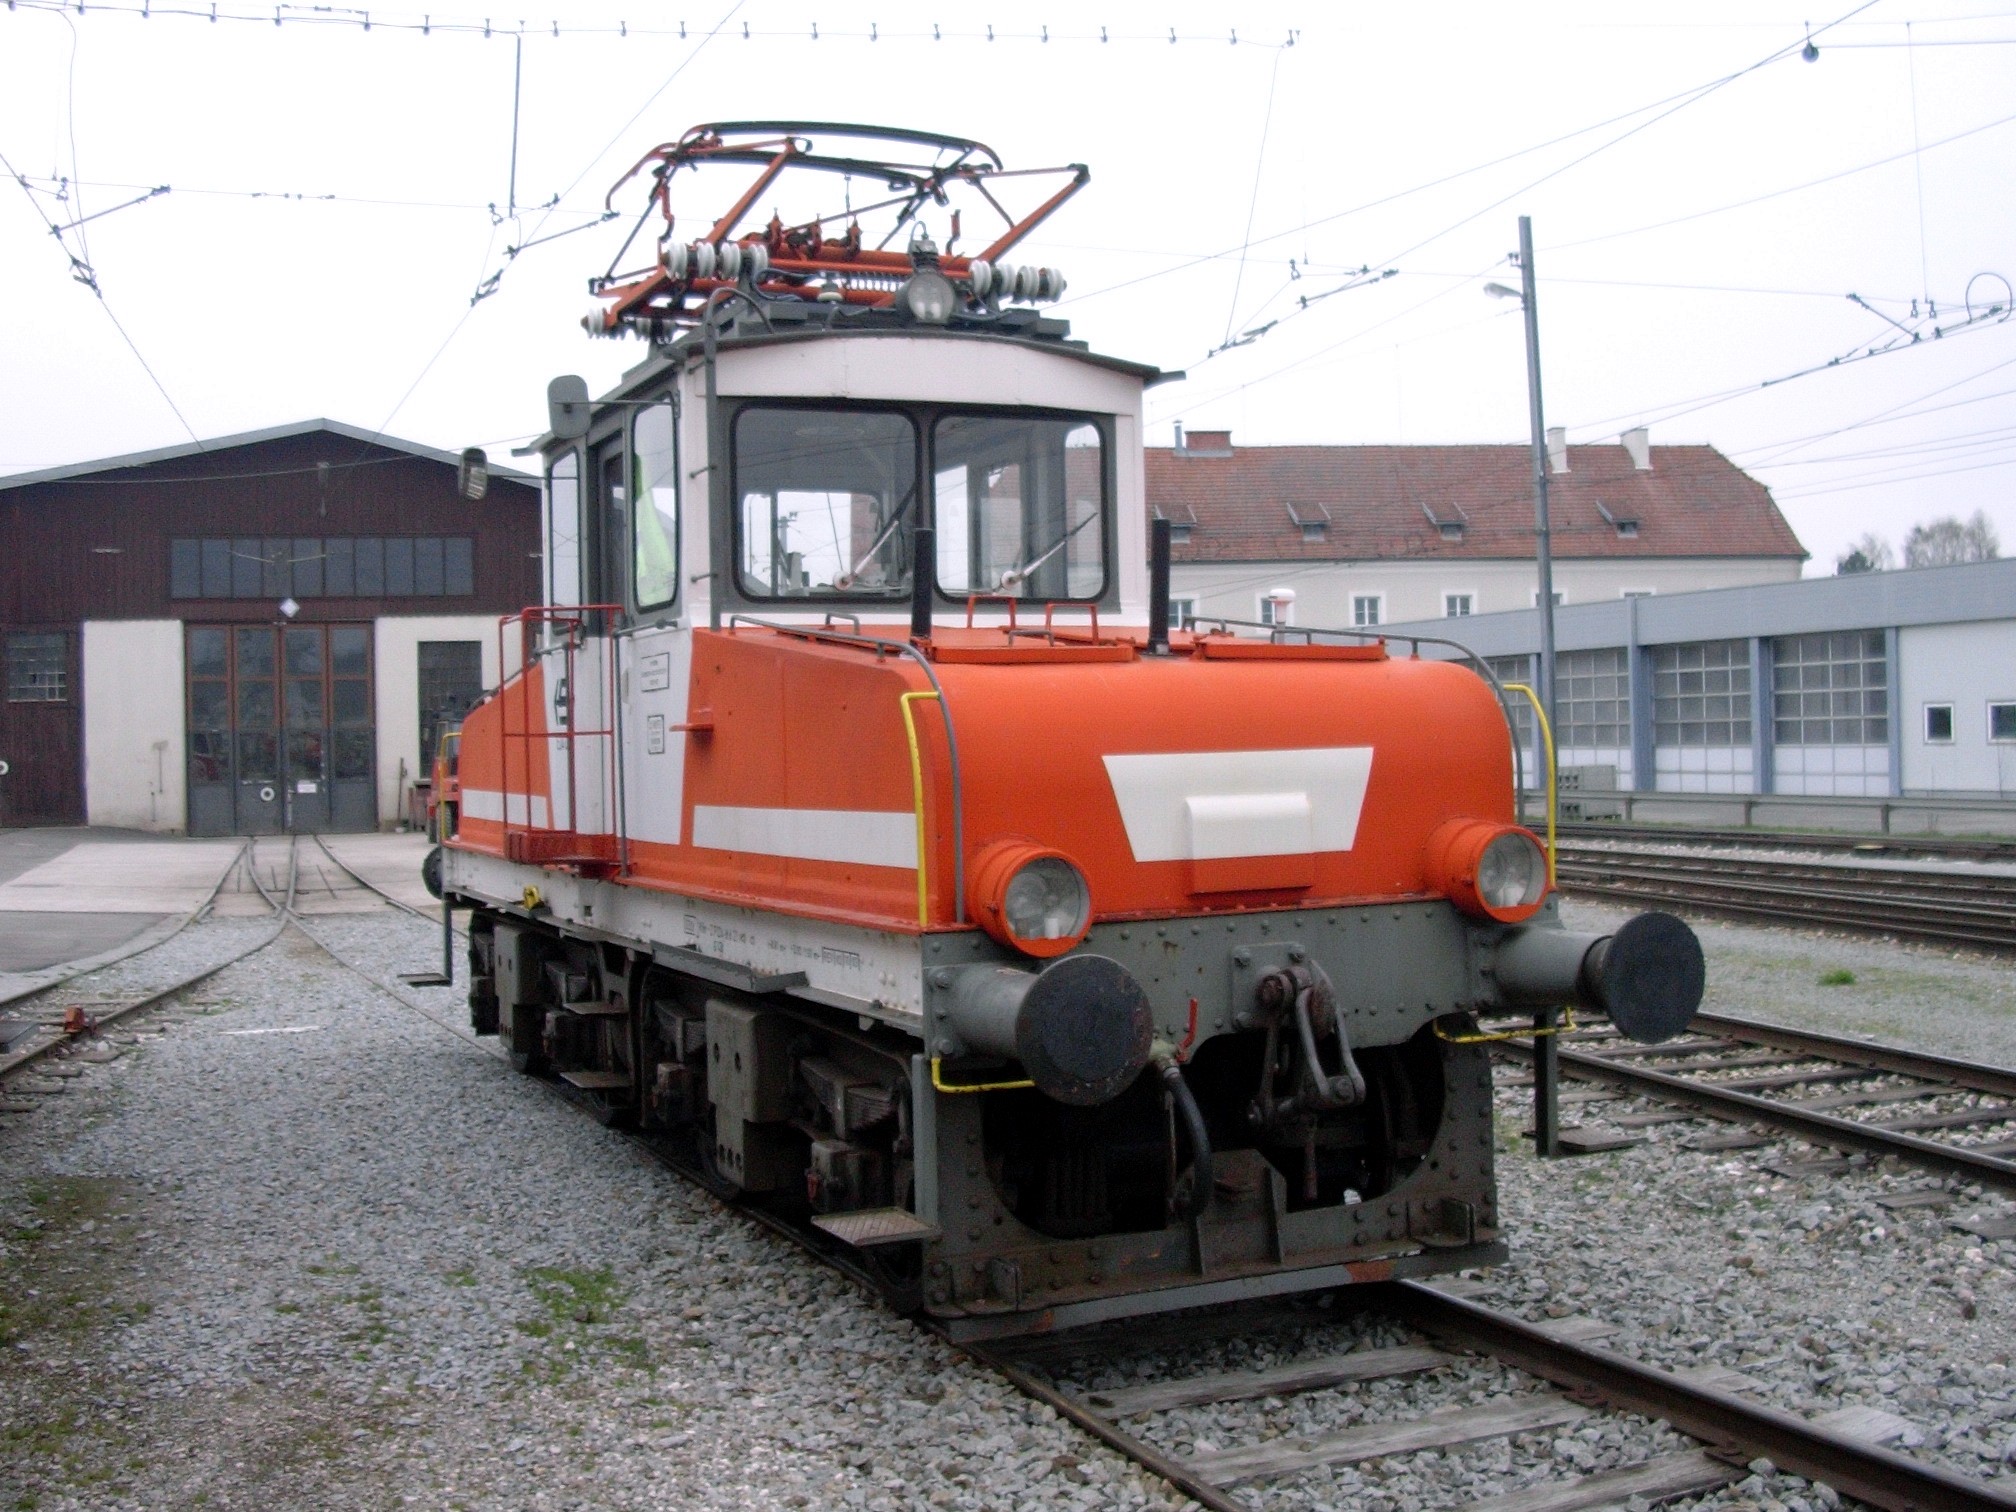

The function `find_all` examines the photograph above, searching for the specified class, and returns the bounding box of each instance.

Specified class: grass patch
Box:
[1819,967,1856,986]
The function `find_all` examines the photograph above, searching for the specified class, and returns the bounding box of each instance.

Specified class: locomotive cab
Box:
[438,123,1703,1337]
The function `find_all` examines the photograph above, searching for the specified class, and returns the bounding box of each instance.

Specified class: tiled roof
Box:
[1149,442,1806,563]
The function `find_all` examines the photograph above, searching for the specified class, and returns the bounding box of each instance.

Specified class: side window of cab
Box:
[633,397,679,613]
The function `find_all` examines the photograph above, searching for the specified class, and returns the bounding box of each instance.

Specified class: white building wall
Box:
[373,615,503,827]
[1899,621,2016,796]
[1171,556,1798,628]
[81,619,186,832]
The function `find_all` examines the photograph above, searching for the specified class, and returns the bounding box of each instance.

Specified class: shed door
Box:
[0,630,84,826]
[185,623,375,836]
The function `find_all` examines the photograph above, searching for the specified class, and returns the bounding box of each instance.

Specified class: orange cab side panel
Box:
[654,631,939,924]
[450,662,553,854]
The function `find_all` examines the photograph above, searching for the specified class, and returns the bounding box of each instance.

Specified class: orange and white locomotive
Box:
[438,124,1703,1338]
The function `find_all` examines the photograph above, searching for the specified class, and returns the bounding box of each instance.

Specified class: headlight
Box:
[1477,831,1548,912]
[898,270,957,324]
[1424,819,1551,924]
[970,841,1093,957]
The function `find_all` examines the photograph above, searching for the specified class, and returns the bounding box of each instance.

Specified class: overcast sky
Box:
[3,1,2013,576]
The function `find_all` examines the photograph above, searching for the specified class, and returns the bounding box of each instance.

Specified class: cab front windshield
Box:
[736,407,917,598]
[935,415,1105,600]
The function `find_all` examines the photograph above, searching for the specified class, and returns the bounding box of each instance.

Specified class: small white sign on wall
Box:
[645,713,666,755]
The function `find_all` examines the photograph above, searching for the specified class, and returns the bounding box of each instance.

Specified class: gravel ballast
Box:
[4,895,2015,1510]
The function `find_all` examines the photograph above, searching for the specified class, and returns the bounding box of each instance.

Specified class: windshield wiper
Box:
[997,511,1098,592]
[832,483,918,590]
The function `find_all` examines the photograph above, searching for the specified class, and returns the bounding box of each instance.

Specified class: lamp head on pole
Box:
[1483,282,1524,303]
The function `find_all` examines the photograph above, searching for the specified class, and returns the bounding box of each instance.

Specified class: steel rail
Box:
[1496,1036,2016,1194]
[1559,820,2016,864]
[1689,1011,2016,1100]
[1390,1280,2016,1512]
[1555,852,2016,951]
[0,838,290,1084]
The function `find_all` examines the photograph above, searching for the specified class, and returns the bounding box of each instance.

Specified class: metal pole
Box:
[1518,215,1562,1160]
[1517,216,1557,738]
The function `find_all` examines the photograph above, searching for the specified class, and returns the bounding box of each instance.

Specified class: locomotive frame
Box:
[434,123,1704,1339]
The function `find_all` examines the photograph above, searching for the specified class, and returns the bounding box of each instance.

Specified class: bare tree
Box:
[1835,531,1895,574]
[1903,511,2001,568]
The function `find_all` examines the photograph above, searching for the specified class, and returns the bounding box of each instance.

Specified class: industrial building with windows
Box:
[1383,557,2016,800]
[0,420,539,833]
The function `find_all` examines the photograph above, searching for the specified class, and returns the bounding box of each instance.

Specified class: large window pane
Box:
[444,537,474,597]
[324,537,354,596]
[330,626,368,677]
[188,627,227,679]
[547,452,581,607]
[262,538,289,598]
[634,400,680,610]
[933,415,1105,600]
[234,628,275,678]
[284,627,324,675]
[292,538,324,598]
[232,538,262,598]
[355,538,385,596]
[5,633,67,702]
[735,407,917,598]
[201,538,233,598]
[385,538,415,596]
[171,539,201,599]
[414,537,445,596]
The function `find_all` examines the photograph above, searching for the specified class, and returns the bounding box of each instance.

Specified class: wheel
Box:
[421,845,444,900]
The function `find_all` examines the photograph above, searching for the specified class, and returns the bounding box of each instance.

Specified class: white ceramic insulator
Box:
[1014,265,1040,300]
[1040,268,1067,301]
[716,241,742,280]
[967,260,993,298]
[994,264,1018,300]
[744,243,770,280]
[661,243,687,279]
[692,240,717,279]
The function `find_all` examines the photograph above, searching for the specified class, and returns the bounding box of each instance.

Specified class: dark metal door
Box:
[418,640,483,776]
[185,623,375,836]
[0,629,84,826]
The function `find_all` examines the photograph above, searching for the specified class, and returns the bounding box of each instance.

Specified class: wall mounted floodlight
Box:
[458,446,490,501]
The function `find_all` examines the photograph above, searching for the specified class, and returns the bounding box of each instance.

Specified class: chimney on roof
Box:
[1621,426,1651,471]
[1173,421,1184,451]
[1545,426,1568,474]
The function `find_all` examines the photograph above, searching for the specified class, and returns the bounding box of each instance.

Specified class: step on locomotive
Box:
[433,123,1705,1339]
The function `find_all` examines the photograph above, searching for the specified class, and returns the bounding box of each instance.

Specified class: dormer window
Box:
[1286,501,1330,542]
[1421,501,1466,542]
[1155,504,1196,544]
[1597,502,1640,539]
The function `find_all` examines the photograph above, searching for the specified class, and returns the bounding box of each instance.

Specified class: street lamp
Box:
[1484,217,1558,760]
[1487,216,1565,1161]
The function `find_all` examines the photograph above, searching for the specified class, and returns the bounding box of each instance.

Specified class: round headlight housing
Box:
[970,841,1093,957]
[898,270,958,325]
[1424,819,1551,924]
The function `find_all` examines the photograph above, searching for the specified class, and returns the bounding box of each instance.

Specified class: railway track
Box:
[1495,1010,2016,1199]
[0,836,289,1090]
[1553,839,2016,952]
[302,847,2016,1512]
[1557,821,2016,866]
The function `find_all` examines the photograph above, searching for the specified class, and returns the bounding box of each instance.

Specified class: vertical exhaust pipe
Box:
[1147,515,1172,654]
[910,524,935,643]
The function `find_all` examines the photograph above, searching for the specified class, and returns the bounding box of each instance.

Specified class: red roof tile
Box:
[1148,442,1806,563]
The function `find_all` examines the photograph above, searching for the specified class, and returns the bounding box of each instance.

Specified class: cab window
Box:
[933,415,1105,600]
[633,398,679,611]
[734,406,918,599]
[544,450,581,608]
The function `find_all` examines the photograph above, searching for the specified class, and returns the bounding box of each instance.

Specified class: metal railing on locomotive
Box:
[493,606,625,870]
[1182,613,1577,1154]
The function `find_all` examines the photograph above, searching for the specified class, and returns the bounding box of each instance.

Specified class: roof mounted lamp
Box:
[898,228,958,324]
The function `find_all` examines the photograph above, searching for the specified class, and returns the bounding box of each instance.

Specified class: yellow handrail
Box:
[930,1057,1036,1094]
[898,691,940,927]
[1502,681,1557,882]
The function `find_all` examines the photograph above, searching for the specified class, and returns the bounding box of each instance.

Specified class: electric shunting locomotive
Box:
[436,122,1704,1340]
